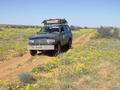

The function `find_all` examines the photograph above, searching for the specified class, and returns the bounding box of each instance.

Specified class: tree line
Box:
[0,24,41,28]
[70,25,95,30]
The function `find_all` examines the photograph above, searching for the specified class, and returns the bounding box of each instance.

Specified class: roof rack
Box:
[44,24,68,27]
[42,19,68,25]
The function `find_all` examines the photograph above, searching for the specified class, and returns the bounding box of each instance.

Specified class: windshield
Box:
[39,26,60,34]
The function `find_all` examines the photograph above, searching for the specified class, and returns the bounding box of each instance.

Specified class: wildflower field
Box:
[0,28,40,61]
[30,29,120,90]
[0,28,120,90]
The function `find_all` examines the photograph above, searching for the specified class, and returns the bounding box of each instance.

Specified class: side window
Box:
[61,25,70,33]
[63,26,68,33]
[60,26,65,32]
[66,25,71,32]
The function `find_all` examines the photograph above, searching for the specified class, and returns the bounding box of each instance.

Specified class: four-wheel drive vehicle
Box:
[28,19,72,56]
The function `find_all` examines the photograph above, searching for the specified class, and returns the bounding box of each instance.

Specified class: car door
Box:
[60,26,66,45]
[66,25,72,39]
[63,25,69,44]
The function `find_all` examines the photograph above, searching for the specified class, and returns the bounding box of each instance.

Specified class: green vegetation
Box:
[0,28,40,61]
[31,29,120,89]
[18,71,35,84]
[93,26,120,39]
[0,24,41,28]
[16,64,22,68]
[0,28,120,90]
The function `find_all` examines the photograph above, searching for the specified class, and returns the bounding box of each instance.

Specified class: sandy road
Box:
[0,32,94,81]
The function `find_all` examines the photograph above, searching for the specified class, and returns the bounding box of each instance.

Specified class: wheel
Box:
[30,50,37,56]
[67,39,72,49]
[54,44,61,56]
[56,44,61,54]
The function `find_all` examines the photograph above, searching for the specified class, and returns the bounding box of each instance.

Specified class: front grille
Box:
[34,39,47,45]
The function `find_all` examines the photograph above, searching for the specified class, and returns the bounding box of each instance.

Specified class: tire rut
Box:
[0,32,94,81]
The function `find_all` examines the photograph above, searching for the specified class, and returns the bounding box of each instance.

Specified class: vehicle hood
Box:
[29,33,59,40]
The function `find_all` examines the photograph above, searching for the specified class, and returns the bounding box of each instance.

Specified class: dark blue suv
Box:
[28,19,72,56]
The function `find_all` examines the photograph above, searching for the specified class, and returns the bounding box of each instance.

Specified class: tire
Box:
[57,44,61,54]
[30,50,37,56]
[54,44,61,56]
[67,39,72,49]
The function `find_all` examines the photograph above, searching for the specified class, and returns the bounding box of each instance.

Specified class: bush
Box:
[96,26,120,38]
[0,29,3,31]
[113,28,119,38]
[70,25,82,30]
[18,72,35,83]
[97,26,112,38]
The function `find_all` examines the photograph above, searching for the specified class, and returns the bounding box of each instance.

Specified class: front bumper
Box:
[27,45,55,50]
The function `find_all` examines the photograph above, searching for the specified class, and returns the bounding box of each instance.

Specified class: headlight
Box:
[29,40,34,43]
[47,39,55,44]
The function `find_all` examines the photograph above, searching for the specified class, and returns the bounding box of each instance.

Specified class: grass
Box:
[26,56,36,64]
[1,28,120,90]
[0,28,40,61]
[16,64,22,68]
[31,29,120,90]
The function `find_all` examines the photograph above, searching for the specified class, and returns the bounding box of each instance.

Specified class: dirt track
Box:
[0,32,94,81]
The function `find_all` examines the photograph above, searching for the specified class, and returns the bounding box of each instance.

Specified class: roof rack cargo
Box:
[42,19,68,25]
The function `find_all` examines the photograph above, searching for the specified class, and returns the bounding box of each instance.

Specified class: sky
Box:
[0,0,120,27]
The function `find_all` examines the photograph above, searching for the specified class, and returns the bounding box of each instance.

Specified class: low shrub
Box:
[18,72,35,84]
[95,26,120,39]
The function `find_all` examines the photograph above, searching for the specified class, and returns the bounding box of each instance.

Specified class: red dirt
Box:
[0,32,94,81]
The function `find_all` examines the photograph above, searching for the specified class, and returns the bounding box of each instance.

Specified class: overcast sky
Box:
[0,0,120,27]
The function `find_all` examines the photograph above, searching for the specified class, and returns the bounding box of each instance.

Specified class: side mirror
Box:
[61,31,65,34]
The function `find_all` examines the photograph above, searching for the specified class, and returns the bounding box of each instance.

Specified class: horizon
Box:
[0,0,120,27]
[0,23,118,28]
